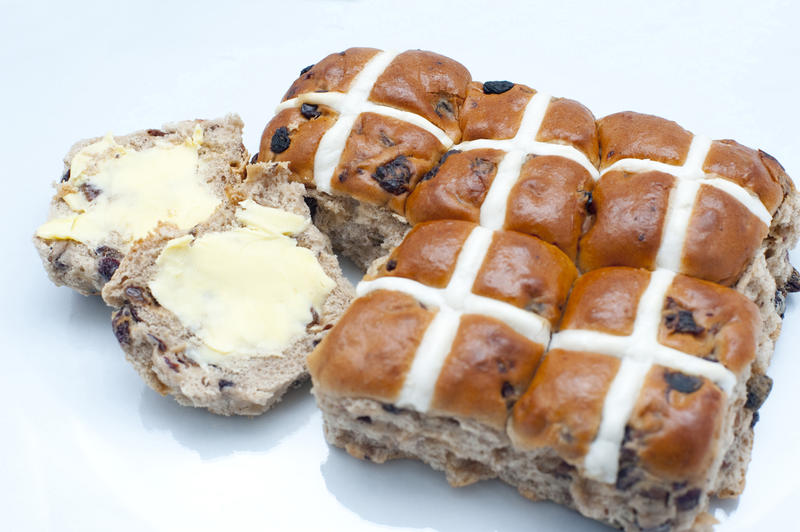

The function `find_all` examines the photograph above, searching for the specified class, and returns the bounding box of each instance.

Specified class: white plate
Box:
[4,1,800,530]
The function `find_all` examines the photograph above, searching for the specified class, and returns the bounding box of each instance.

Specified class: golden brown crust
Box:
[559,268,650,335]
[508,349,620,459]
[588,112,786,287]
[311,222,577,423]
[537,97,600,167]
[659,275,760,374]
[370,220,474,288]
[307,290,434,401]
[758,148,795,197]
[404,148,502,225]
[370,50,471,142]
[331,112,443,213]
[283,47,380,101]
[257,106,338,183]
[268,52,795,526]
[598,111,692,168]
[627,366,725,481]
[261,48,473,212]
[472,230,578,324]
[509,269,759,483]
[682,185,769,286]
[704,139,783,214]
[578,171,675,272]
[559,269,760,373]
[431,314,544,429]
[406,154,594,262]
[505,155,594,260]
[405,86,597,261]
[459,82,534,141]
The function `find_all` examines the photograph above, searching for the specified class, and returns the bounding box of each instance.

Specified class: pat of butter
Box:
[36,127,220,251]
[235,198,309,236]
[148,202,335,364]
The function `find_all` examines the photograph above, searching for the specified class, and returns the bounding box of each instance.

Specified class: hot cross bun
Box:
[264,48,800,531]
[579,112,789,286]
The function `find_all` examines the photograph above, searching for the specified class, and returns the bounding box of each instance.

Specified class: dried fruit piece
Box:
[163,356,180,372]
[306,307,320,331]
[421,149,461,181]
[786,268,800,292]
[664,310,704,335]
[434,99,454,118]
[469,157,495,178]
[501,381,515,400]
[372,156,412,195]
[675,489,701,511]
[98,257,120,280]
[112,311,131,345]
[382,403,401,414]
[482,81,515,94]
[271,127,291,154]
[125,286,145,302]
[664,299,705,335]
[745,374,773,410]
[615,448,641,490]
[300,103,321,120]
[775,289,787,317]
[664,371,703,394]
[303,196,318,218]
[147,334,167,352]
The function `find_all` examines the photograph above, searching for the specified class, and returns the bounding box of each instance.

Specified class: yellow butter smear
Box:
[148,201,336,364]
[36,127,220,251]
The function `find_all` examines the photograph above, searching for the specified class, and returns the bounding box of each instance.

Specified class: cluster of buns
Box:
[33,46,798,531]
[258,48,800,531]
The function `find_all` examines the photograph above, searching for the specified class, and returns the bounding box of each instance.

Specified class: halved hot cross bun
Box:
[509,267,759,527]
[257,48,471,213]
[405,81,598,260]
[308,220,577,429]
[579,112,792,285]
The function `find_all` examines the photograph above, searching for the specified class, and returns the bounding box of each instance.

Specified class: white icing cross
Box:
[453,91,600,231]
[356,225,552,412]
[276,50,454,195]
[548,268,737,484]
[601,135,772,272]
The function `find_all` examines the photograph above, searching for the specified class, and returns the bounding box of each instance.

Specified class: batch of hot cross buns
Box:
[35,48,800,531]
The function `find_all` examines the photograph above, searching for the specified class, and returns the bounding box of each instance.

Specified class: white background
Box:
[2,1,799,530]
